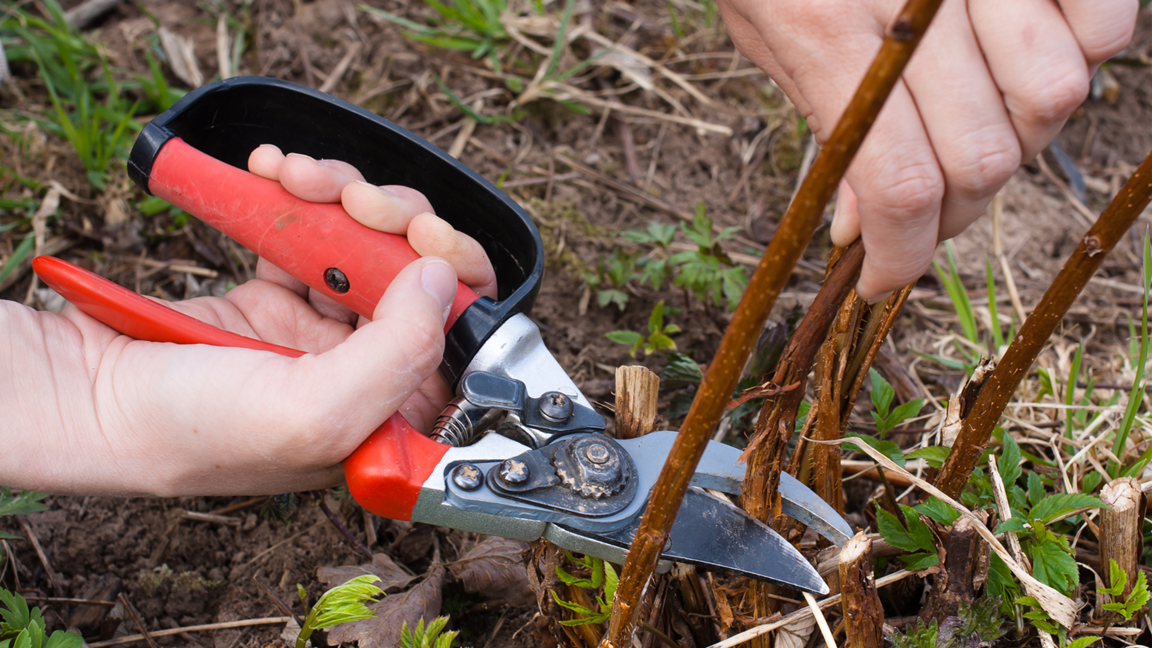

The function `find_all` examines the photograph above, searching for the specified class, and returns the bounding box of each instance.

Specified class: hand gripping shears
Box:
[33,77,850,594]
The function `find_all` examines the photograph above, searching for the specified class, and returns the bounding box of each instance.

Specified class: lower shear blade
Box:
[597,488,828,595]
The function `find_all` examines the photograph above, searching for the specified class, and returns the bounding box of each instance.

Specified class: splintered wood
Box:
[1099,478,1142,608]
[839,533,883,648]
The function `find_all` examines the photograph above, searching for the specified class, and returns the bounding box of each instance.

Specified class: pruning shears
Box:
[33,77,849,594]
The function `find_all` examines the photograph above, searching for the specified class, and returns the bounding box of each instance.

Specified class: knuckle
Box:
[1019,67,1089,126]
[944,134,1021,197]
[866,162,945,220]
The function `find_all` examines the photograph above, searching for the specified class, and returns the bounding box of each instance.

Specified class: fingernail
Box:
[865,290,892,305]
[354,180,398,197]
[421,259,457,317]
[286,152,327,166]
[258,144,283,154]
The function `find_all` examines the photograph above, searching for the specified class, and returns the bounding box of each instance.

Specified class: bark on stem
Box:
[1099,478,1142,610]
[599,0,946,642]
[839,533,884,648]
[935,150,1152,498]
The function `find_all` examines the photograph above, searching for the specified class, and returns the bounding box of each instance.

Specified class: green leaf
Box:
[0,490,48,519]
[913,497,960,526]
[1063,638,1099,648]
[605,331,643,346]
[648,301,665,334]
[994,518,1028,534]
[875,506,924,553]
[900,552,939,571]
[899,505,936,552]
[906,446,950,469]
[1028,493,1105,524]
[1029,533,1078,594]
[1026,472,1045,508]
[998,433,1022,487]
[869,368,895,420]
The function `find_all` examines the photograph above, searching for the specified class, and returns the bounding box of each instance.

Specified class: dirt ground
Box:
[2,0,1152,646]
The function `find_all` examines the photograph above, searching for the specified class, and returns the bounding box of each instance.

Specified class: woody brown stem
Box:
[934,150,1152,498]
[840,533,883,648]
[1099,478,1142,610]
[614,366,661,440]
[599,0,946,641]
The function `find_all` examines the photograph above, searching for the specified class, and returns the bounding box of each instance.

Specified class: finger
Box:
[276,153,366,203]
[1055,0,1138,66]
[830,180,861,247]
[902,0,1021,242]
[268,257,458,452]
[846,82,944,300]
[248,144,286,181]
[340,180,437,232]
[408,213,499,298]
[255,258,310,300]
[969,0,1091,161]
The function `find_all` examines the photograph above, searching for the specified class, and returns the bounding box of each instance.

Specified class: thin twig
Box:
[935,148,1152,497]
[118,593,159,648]
[253,576,305,627]
[87,617,293,647]
[16,517,62,597]
[318,499,373,560]
[599,0,947,643]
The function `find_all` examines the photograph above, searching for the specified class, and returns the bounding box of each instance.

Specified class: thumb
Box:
[279,257,457,441]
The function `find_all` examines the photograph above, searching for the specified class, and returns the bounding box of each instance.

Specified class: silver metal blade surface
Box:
[621,432,853,547]
[585,488,829,594]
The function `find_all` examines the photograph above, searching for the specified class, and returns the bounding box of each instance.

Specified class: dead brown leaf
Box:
[325,567,445,648]
[316,553,417,593]
[448,536,533,607]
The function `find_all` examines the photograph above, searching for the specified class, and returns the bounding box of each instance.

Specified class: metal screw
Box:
[538,392,574,422]
[498,458,530,485]
[451,464,482,491]
[324,267,350,294]
[583,442,610,465]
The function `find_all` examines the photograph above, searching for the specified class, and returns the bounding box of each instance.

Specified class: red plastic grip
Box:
[34,256,449,520]
[343,413,451,521]
[147,138,479,332]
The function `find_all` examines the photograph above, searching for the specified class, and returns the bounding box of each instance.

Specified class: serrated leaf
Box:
[0,490,48,518]
[906,446,950,469]
[1027,471,1045,507]
[875,506,920,553]
[899,505,936,553]
[900,552,939,571]
[1100,558,1127,596]
[1063,637,1099,648]
[869,368,894,420]
[1028,493,1106,524]
[326,568,444,648]
[999,433,1022,486]
[1030,535,1078,594]
[995,518,1029,534]
[913,497,961,526]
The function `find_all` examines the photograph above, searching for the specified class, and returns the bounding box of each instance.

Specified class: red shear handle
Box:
[34,256,450,521]
[147,137,479,332]
[343,414,450,520]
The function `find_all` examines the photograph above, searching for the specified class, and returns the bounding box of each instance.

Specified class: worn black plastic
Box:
[127,77,544,388]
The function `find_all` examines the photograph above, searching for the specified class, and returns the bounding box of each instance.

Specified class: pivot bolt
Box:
[451,464,482,491]
[498,458,530,485]
[538,392,574,422]
[583,442,611,465]
[324,267,350,294]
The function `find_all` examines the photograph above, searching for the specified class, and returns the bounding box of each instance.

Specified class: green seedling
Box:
[550,552,618,626]
[668,203,746,310]
[868,368,924,437]
[606,300,680,357]
[0,589,82,648]
[1112,231,1152,476]
[400,616,459,648]
[295,575,383,648]
[2,1,142,190]
[0,488,48,541]
[583,248,644,311]
[360,0,508,71]
[1098,558,1150,621]
[888,597,1005,648]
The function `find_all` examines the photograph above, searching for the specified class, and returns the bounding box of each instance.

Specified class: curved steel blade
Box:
[584,488,829,594]
[620,432,853,547]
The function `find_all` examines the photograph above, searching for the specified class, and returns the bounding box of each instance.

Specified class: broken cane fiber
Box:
[598,0,947,644]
